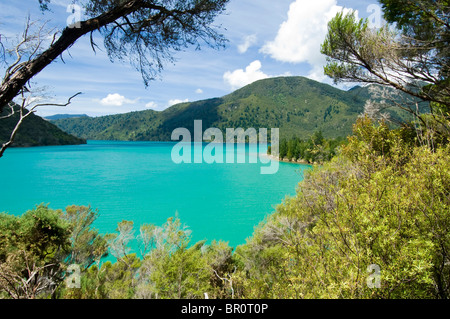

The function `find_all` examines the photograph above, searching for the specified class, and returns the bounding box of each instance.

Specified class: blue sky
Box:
[0,0,382,117]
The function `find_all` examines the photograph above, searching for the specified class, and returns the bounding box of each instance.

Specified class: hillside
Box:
[51,76,423,142]
[0,107,87,147]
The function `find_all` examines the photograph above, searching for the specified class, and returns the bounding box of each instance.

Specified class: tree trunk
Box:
[0,0,142,112]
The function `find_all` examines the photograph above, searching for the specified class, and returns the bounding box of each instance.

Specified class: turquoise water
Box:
[0,141,310,249]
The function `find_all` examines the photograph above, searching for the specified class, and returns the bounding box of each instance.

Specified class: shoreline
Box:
[262,153,313,166]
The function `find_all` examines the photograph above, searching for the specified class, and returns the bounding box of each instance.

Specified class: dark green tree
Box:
[311,130,324,146]
[0,205,108,299]
[279,139,288,159]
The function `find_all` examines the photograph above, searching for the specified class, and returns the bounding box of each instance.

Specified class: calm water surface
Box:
[0,141,310,248]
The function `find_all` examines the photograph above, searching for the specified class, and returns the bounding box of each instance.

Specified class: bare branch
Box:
[0,0,229,112]
[0,102,16,119]
[213,266,236,299]
[0,91,82,158]
[33,92,82,109]
[0,250,58,299]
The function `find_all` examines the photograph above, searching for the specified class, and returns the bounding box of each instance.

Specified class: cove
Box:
[0,141,310,248]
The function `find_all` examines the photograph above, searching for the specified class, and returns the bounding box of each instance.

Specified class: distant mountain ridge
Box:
[44,114,90,120]
[50,76,420,142]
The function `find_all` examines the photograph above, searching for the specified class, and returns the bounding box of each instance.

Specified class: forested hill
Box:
[51,76,415,142]
[0,107,86,147]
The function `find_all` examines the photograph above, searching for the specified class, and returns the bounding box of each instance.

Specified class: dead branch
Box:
[0,91,82,158]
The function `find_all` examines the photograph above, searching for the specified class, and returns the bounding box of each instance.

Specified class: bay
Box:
[0,141,310,249]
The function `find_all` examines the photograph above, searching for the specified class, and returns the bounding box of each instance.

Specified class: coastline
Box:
[262,153,313,166]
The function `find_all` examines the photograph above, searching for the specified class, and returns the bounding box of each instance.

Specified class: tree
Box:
[321,1,449,139]
[0,205,71,298]
[106,220,136,268]
[0,94,82,158]
[380,0,449,68]
[0,205,109,299]
[279,139,288,159]
[0,17,83,157]
[311,130,324,146]
[62,205,109,270]
[0,0,229,111]
[235,118,450,299]
[0,0,229,156]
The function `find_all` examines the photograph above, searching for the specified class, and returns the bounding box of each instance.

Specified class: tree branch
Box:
[0,91,82,158]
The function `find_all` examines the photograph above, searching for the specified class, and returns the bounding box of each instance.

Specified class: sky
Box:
[0,0,383,117]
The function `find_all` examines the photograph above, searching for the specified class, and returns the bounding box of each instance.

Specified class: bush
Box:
[236,118,450,299]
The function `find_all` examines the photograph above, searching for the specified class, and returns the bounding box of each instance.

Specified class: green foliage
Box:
[321,11,370,83]
[132,217,235,299]
[83,0,230,86]
[270,130,346,164]
[235,118,450,299]
[380,0,450,56]
[62,205,109,270]
[0,205,107,299]
[2,127,449,299]
[52,77,429,143]
[0,205,71,298]
[56,216,235,299]
[0,205,71,264]
[321,3,449,138]
[52,76,374,142]
[138,241,211,299]
[1,0,447,300]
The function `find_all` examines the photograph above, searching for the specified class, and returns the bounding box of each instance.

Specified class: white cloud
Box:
[260,0,356,81]
[168,99,189,107]
[145,99,189,112]
[223,60,270,90]
[307,64,330,83]
[145,101,159,109]
[238,34,258,54]
[195,88,204,94]
[100,93,138,107]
